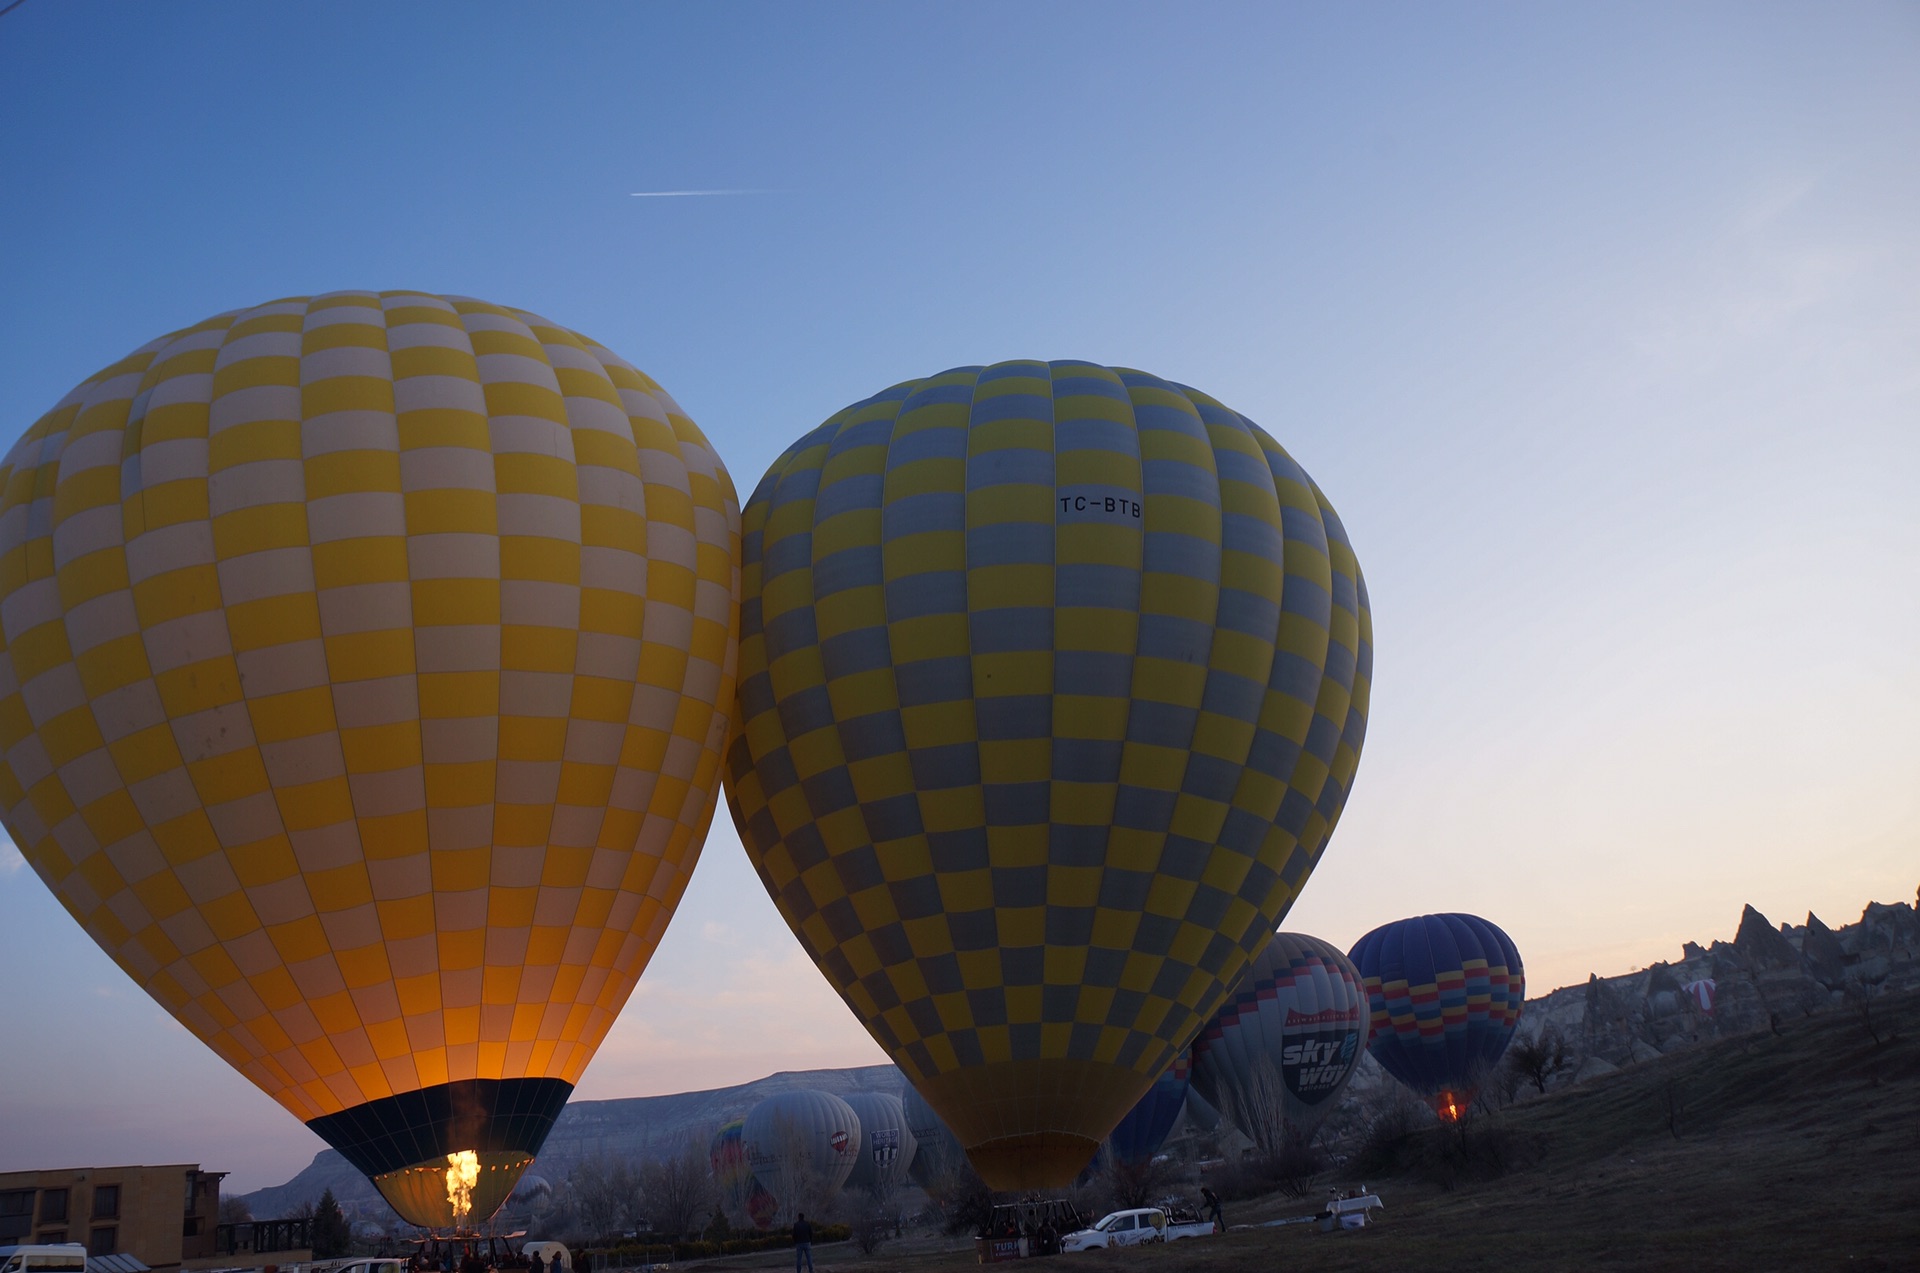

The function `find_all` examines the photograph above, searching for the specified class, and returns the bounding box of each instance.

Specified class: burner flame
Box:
[446,1151,480,1224]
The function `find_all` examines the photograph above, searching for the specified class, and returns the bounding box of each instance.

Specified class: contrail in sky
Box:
[629,188,772,197]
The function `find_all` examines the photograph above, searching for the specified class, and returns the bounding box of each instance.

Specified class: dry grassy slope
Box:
[756,988,1920,1273]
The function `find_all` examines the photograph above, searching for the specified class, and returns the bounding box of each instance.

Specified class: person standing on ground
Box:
[792,1213,814,1273]
[1201,1185,1223,1232]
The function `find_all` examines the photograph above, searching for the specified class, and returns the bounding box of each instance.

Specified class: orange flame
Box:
[446,1151,480,1225]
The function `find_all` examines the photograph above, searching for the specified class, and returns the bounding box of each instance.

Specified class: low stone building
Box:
[0,1164,238,1272]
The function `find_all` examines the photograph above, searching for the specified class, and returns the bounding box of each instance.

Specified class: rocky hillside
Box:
[240,888,1918,1221]
[1514,892,1919,1087]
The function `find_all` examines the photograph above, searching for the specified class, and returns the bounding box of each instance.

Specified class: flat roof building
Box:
[0,1166,289,1273]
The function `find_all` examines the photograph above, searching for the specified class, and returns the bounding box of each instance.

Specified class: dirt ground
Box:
[687,987,1920,1273]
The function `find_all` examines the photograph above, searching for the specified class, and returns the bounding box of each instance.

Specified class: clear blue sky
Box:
[3,2,1916,1193]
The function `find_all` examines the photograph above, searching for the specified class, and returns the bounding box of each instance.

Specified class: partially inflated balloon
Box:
[1106,1049,1190,1167]
[710,1118,756,1215]
[725,361,1372,1188]
[744,1090,862,1213]
[1348,914,1524,1119]
[1189,932,1365,1149]
[0,292,739,1227]
[841,1091,918,1194]
[901,1083,965,1187]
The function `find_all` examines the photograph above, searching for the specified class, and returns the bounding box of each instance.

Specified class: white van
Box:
[0,1245,89,1273]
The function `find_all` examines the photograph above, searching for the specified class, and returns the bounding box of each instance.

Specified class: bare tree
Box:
[1215,1054,1290,1161]
[640,1136,716,1240]
[1216,1057,1325,1197]
[1099,1151,1177,1211]
[569,1153,638,1242]
[1506,1030,1573,1094]
[218,1195,252,1225]
[920,1160,994,1238]
[754,1115,838,1227]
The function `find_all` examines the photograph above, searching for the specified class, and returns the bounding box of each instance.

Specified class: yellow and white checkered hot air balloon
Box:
[724,361,1371,1189]
[0,292,739,1228]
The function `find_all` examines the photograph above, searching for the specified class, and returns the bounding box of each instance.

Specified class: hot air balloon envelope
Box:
[901,1082,965,1188]
[1189,931,1365,1150]
[725,361,1372,1188]
[1349,913,1524,1119]
[743,1089,862,1216]
[1106,1050,1190,1167]
[0,292,740,1227]
[841,1090,918,1193]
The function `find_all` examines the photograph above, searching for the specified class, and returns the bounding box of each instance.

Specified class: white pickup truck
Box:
[1060,1208,1214,1252]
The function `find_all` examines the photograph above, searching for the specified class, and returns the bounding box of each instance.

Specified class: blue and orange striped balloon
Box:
[1347,913,1524,1119]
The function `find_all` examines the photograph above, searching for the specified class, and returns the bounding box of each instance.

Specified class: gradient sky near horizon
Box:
[2,2,1916,1195]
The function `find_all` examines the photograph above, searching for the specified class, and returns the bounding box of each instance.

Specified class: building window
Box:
[0,1190,33,1242]
[40,1189,69,1224]
[39,1231,67,1245]
[92,1185,120,1220]
[90,1226,118,1256]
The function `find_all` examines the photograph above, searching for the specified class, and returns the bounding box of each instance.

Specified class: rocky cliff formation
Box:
[1512,890,1920,1083]
[242,888,1918,1218]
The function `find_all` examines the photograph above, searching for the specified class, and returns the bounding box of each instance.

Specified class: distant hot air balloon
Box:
[1348,914,1524,1121]
[1189,932,1365,1152]
[725,361,1372,1188]
[709,1118,757,1215]
[745,1184,778,1232]
[743,1090,862,1218]
[510,1174,552,1210]
[1105,1049,1190,1167]
[0,292,740,1228]
[901,1082,965,1187]
[840,1091,918,1194]
[1684,978,1716,1016]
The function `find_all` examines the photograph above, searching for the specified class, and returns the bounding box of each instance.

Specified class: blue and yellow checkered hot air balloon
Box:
[0,292,740,1227]
[724,360,1372,1188]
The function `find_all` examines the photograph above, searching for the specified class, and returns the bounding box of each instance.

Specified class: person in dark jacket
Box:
[792,1213,814,1273]
[1201,1186,1224,1231]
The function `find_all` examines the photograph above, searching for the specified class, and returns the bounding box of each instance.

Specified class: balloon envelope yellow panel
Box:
[724,361,1371,1188]
[0,292,739,1227]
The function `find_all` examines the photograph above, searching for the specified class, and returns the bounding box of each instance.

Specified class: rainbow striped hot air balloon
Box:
[725,360,1372,1188]
[710,1118,757,1215]
[1348,913,1524,1120]
[0,292,740,1227]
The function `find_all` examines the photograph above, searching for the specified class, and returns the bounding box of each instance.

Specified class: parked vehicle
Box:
[1161,1212,1217,1242]
[0,1245,87,1273]
[1061,1210,1168,1252]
